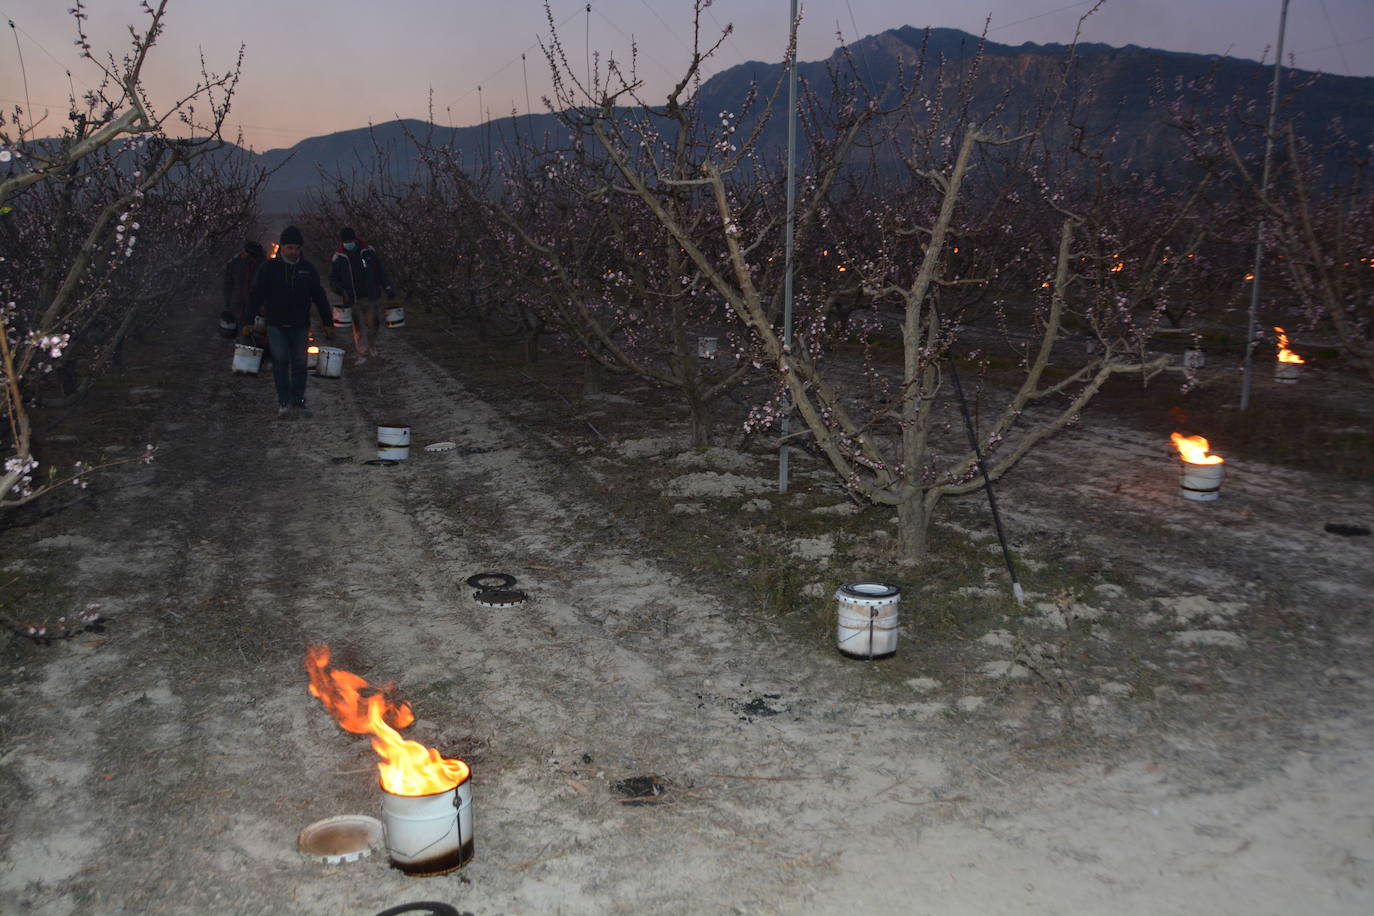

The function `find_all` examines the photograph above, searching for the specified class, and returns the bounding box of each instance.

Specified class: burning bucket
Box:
[303,644,475,878]
[333,304,353,327]
[1180,462,1224,501]
[316,347,345,378]
[232,344,263,375]
[381,774,475,876]
[1274,326,1304,383]
[377,424,411,461]
[218,311,238,339]
[385,306,406,328]
[835,582,900,660]
[1274,362,1302,384]
[1171,432,1224,501]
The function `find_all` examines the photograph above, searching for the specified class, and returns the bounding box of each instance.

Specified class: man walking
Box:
[328,226,395,363]
[223,240,265,332]
[247,226,334,419]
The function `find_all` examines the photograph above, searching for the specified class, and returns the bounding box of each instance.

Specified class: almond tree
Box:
[519,0,897,446]
[1227,122,1373,378]
[1,0,244,508]
[551,2,1236,561]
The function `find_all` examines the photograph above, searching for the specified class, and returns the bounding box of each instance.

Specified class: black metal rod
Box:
[945,351,1025,605]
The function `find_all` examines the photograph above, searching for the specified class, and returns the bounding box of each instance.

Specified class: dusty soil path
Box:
[2,303,1372,915]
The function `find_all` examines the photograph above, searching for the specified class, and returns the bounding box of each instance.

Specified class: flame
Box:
[307,345,320,355]
[1171,432,1224,465]
[1274,326,1305,364]
[270,242,280,258]
[305,644,468,796]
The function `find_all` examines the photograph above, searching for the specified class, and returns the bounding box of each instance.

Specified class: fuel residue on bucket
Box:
[378,424,411,461]
[835,582,901,660]
[380,776,475,876]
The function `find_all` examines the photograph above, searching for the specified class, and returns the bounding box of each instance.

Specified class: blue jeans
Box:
[267,325,310,407]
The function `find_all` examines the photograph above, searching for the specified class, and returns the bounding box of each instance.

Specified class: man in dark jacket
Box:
[247,226,334,419]
[223,240,265,330]
[328,226,395,362]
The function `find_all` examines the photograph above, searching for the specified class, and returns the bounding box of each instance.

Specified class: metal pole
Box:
[779,0,799,493]
[1240,0,1290,411]
[935,301,1025,606]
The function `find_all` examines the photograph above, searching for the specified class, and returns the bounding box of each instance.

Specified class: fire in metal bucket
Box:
[1273,326,1304,383]
[304,645,474,875]
[1170,432,1224,501]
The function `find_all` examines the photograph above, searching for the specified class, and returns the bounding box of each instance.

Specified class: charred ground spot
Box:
[727,693,785,722]
[612,775,671,805]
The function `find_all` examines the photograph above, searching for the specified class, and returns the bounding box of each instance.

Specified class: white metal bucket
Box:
[316,347,344,378]
[1180,461,1223,501]
[218,311,238,339]
[380,777,474,876]
[377,425,411,447]
[1274,362,1301,384]
[835,582,900,660]
[306,346,319,370]
[332,304,353,327]
[232,344,263,375]
[377,424,411,461]
[385,306,405,328]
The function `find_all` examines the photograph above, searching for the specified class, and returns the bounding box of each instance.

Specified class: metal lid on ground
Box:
[474,587,527,607]
[297,814,384,864]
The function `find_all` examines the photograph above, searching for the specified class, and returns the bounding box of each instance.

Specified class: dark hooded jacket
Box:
[224,246,265,324]
[329,239,393,303]
[247,255,332,330]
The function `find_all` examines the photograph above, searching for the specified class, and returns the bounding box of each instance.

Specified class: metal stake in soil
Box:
[944,348,1025,606]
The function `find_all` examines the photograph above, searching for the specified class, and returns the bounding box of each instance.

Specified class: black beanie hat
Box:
[244,240,265,258]
[340,227,357,242]
[279,225,304,246]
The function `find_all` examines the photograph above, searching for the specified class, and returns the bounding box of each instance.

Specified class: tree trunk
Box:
[895,491,938,563]
[687,394,712,448]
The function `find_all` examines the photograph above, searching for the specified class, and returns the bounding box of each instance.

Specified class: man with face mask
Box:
[247,226,335,419]
[328,226,395,363]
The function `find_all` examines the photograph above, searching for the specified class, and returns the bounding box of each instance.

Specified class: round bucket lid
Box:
[298,814,384,864]
[466,572,517,589]
[836,582,901,604]
[474,587,527,607]
[424,441,457,452]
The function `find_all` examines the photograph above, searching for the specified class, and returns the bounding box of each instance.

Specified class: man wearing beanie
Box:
[328,225,395,363]
[246,226,334,419]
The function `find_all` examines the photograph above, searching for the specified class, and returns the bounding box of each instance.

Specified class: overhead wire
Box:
[0,8,94,88]
[1314,0,1354,73]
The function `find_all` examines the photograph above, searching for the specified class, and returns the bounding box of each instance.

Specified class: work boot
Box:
[296,403,313,418]
[277,404,291,420]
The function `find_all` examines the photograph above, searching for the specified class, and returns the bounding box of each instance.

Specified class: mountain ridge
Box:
[239,26,1373,213]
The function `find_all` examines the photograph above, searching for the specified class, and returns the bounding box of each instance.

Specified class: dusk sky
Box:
[3,0,1372,152]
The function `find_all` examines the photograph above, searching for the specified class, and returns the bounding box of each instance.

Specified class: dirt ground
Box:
[1,299,1372,916]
